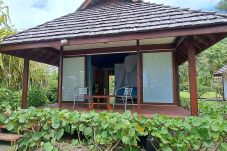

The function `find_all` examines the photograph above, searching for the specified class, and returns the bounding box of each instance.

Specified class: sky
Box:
[4,0,220,31]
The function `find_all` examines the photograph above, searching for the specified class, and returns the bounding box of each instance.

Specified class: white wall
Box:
[143,52,173,103]
[62,57,85,101]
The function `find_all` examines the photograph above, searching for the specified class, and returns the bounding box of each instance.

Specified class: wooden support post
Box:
[174,54,181,106]
[58,46,63,108]
[137,40,142,114]
[21,59,29,109]
[187,38,198,116]
[176,64,181,106]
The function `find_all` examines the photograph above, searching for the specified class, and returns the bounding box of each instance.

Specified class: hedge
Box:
[4,107,227,151]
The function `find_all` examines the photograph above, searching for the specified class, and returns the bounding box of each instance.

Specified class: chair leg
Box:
[131,98,135,110]
[98,98,100,109]
[88,98,90,108]
[73,98,76,110]
[125,98,127,111]
[113,99,115,109]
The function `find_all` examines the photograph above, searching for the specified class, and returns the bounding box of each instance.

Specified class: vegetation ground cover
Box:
[1,95,227,151]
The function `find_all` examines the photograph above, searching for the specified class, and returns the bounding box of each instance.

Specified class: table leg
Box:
[98,98,100,109]
[107,97,112,110]
[89,97,94,110]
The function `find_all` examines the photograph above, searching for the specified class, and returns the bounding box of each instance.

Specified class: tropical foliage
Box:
[181,98,227,119]
[217,0,227,12]
[0,0,58,106]
[179,39,227,97]
[3,107,227,151]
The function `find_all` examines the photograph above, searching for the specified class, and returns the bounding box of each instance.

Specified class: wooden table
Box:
[89,95,113,110]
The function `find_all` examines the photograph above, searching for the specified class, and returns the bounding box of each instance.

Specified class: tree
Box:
[216,0,227,12]
[0,0,15,40]
[0,1,55,91]
[179,38,227,98]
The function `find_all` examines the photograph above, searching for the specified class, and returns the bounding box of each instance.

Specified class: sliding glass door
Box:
[143,52,173,103]
[62,57,85,101]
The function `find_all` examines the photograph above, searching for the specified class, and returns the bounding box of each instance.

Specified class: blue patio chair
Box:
[73,87,89,109]
[114,87,134,111]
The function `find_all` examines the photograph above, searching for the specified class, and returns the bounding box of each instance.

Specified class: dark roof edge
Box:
[1,24,227,48]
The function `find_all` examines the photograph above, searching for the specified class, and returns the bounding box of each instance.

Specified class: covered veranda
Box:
[1,0,227,116]
[1,31,226,117]
[45,103,191,118]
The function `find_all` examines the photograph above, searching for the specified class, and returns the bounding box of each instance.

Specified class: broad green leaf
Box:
[32,132,42,141]
[101,131,108,138]
[19,115,25,123]
[84,127,92,136]
[211,121,219,132]
[162,144,172,151]
[55,128,64,140]
[71,139,79,146]
[219,142,227,151]
[52,122,60,129]
[122,136,130,144]
[44,142,54,151]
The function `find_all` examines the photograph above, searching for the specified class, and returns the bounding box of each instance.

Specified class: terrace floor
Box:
[46,103,191,118]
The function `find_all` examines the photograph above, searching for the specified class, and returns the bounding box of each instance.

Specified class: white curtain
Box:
[114,55,137,90]
[124,55,137,87]
[143,52,173,103]
[115,64,125,90]
[62,57,85,101]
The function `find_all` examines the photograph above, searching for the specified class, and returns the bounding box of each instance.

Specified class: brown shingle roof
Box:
[2,0,227,45]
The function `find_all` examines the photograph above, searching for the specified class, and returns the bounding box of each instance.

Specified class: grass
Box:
[180,91,222,99]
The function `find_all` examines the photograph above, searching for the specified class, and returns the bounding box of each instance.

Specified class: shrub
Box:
[0,87,21,112]
[6,108,146,151]
[5,108,227,151]
[181,97,227,119]
[46,71,58,103]
[0,88,21,125]
[28,86,48,107]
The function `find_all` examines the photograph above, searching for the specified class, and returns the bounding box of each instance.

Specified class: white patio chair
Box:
[114,87,134,111]
[73,87,89,110]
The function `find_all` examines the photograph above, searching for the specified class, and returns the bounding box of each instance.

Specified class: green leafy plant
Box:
[181,97,227,119]
[4,107,227,151]
[28,86,48,107]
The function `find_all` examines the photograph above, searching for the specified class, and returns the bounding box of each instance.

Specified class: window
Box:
[143,52,173,103]
[62,57,85,101]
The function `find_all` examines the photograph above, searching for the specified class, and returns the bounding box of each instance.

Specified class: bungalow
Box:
[1,0,227,116]
[214,65,227,101]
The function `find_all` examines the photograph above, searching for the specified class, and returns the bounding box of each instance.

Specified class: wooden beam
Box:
[1,49,58,66]
[136,40,142,114]
[64,44,174,56]
[175,36,186,48]
[43,47,60,55]
[177,33,227,65]
[187,38,198,116]
[175,56,181,106]
[58,46,63,108]
[21,59,29,109]
[206,34,216,42]
[1,25,227,51]
[172,52,178,105]
[194,36,209,46]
